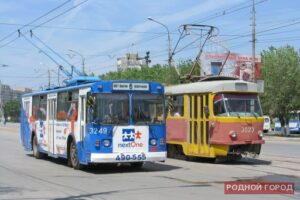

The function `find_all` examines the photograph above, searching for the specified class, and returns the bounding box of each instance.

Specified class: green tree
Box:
[4,100,20,122]
[101,60,198,85]
[260,45,300,134]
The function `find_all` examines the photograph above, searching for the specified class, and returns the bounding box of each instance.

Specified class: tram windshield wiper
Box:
[251,111,258,118]
[225,101,240,118]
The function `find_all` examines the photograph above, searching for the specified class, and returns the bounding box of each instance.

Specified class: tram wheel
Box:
[69,140,83,170]
[32,135,43,159]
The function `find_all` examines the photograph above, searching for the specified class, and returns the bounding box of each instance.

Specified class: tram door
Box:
[47,96,57,154]
[188,94,210,156]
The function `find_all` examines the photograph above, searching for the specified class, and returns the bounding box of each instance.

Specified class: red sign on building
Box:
[202,53,261,81]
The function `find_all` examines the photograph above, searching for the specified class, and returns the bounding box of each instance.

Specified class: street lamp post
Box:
[147,17,172,67]
[68,49,85,75]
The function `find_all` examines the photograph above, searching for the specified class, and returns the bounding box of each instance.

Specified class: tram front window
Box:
[132,94,165,125]
[88,93,129,125]
[214,93,262,117]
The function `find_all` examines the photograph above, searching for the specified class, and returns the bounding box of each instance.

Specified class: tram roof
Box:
[165,80,260,95]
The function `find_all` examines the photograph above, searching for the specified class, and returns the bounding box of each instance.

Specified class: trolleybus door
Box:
[188,94,210,156]
[22,98,32,149]
[79,95,86,148]
[47,95,57,155]
[78,88,89,148]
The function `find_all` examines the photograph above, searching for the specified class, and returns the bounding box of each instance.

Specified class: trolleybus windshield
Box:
[88,93,129,125]
[132,94,164,125]
[213,93,262,117]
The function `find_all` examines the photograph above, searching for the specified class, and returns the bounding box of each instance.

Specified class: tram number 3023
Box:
[241,126,255,133]
[115,153,146,161]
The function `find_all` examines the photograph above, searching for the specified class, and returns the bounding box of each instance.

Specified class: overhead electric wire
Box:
[19,32,61,66]
[192,0,267,24]
[0,22,167,35]
[221,20,300,44]
[0,0,72,44]
[31,32,73,67]
[0,0,89,49]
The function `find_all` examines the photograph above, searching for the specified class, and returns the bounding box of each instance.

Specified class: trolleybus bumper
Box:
[90,151,167,163]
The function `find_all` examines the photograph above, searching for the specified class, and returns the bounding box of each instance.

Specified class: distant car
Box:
[263,116,271,133]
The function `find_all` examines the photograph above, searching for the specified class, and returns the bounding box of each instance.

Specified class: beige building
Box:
[117,53,147,72]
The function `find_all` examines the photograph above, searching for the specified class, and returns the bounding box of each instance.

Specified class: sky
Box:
[0,0,299,90]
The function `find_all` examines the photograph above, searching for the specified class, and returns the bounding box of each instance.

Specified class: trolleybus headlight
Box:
[229,131,237,139]
[160,138,164,145]
[150,138,157,146]
[103,139,111,147]
[258,130,263,138]
[95,139,100,147]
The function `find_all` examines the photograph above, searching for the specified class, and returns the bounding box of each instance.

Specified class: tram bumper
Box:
[211,140,264,156]
[210,139,265,145]
[90,151,167,163]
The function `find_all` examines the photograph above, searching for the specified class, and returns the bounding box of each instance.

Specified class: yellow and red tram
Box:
[165,78,264,160]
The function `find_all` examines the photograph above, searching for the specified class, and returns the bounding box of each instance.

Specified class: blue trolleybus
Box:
[20,78,166,169]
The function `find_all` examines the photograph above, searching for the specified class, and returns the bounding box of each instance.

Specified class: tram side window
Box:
[169,95,184,117]
[57,91,78,121]
[213,94,226,116]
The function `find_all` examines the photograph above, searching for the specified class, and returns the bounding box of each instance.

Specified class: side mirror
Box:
[204,106,209,118]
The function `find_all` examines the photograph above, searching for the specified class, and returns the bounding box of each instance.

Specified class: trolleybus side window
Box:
[24,101,30,119]
[168,95,184,117]
[32,95,47,121]
[88,93,129,125]
[57,91,78,121]
[132,94,164,125]
[32,96,39,121]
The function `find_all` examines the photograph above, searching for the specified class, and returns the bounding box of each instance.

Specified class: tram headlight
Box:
[150,138,157,146]
[103,139,111,147]
[258,130,263,138]
[229,131,237,139]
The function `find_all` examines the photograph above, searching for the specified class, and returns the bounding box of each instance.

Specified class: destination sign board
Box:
[112,83,149,91]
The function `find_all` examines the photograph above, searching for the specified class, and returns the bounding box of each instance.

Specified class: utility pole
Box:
[68,49,85,75]
[0,80,3,123]
[48,69,51,88]
[147,17,172,67]
[57,68,60,86]
[251,0,256,82]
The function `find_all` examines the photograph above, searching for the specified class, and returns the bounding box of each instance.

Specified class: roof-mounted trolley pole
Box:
[170,24,220,82]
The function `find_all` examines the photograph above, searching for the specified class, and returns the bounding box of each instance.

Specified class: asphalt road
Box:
[0,123,299,200]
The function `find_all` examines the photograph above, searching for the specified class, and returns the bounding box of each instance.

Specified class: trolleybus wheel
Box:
[32,135,43,159]
[69,140,82,170]
[131,162,144,169]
